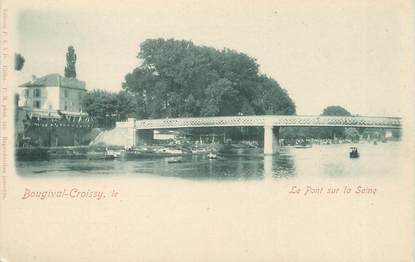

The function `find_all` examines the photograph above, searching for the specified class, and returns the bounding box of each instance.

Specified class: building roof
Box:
[19,73,86,90]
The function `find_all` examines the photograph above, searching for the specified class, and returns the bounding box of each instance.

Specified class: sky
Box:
[15,1,413,117]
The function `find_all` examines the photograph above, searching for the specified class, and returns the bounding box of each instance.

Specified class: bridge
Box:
[115,115,401,154]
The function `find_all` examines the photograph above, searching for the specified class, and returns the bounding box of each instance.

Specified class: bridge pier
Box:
[264,126,279,155]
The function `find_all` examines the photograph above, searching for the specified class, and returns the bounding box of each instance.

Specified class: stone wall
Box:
[17,126,93,147]
[15,107,95,147]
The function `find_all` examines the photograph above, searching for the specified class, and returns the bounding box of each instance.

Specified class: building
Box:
[18,73,86,112]
[15,74,94,147]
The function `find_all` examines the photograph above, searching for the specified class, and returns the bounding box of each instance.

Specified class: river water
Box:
[15,142,403,180]
[11,141,409,262]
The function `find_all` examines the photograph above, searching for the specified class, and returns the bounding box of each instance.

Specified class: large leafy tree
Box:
[123,38,296,119]
[64,46,77,78]
[83,90,137,128]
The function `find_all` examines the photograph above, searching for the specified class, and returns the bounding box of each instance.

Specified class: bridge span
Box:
[115,115,401,154]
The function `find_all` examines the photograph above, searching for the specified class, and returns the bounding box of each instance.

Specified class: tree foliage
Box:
[83,90,137,127]
[64,46,77,78]
[344,128,359,141]
[280,105,353,140]
[14,53,25,71]
[123,38,295,119]
[318,105,352,139]
[321,106,352,117]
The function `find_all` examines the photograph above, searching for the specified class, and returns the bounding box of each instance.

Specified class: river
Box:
[15,142,403,180]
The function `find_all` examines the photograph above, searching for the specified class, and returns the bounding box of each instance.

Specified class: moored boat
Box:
[87,148,116,160]
[294,141,312,148]
[294,144,312,149]
[167,157,183,164]
[208,152,218,159]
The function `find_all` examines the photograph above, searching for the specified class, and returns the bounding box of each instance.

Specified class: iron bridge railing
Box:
[131,115,401,130]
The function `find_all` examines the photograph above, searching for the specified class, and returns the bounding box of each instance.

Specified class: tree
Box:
[123,38,296,119]
[14,53,25,71]
[345,128,359,141]
[64,46,77,78]
[322,106,352,116]
[257,76,296,115]
[116,91,138,120]
[83,90,138,128]
[201,78,238,116]
[320,105,352,139]
[82,90,113,127]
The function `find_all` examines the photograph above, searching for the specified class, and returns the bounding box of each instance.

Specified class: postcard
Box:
[1,0,414,261]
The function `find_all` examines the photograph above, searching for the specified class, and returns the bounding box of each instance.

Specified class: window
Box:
[34,89,41,98]
[64,89,68,98]
[64,102,68,111]
[34,101,41,108]
[78,92,82,100]
[24,89,29,98]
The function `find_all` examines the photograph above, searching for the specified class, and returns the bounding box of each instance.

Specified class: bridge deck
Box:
[126,115,401,130]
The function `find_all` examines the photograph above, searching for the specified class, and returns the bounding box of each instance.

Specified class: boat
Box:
[208,152,218,159]
[295,144,312,148]
[190,148,209,154]
[106,149,123,158]
[349,147,359,158]
[167,158,183,164]
[121,146,186,159]
[294,141,312,148]
[87,148,116,160]
[155,147,184,155]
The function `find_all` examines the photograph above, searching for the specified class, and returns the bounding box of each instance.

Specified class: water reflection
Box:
[263,155,273,178]
[271,151,296,179]
[16,143,401,180]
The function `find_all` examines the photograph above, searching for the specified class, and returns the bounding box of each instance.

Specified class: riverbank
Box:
[15,139,397,161]
[15,144,218,161]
